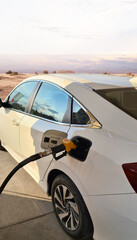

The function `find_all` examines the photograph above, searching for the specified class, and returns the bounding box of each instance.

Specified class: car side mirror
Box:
[0,98,3,108]
[0,98,9,108]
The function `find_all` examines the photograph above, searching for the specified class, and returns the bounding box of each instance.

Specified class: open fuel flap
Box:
[68,136,92,162]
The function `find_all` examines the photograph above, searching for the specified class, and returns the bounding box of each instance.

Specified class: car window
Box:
[30,82,71,123]
[72,99,91,125]
[96,87,137,120]
[8,81,36,112]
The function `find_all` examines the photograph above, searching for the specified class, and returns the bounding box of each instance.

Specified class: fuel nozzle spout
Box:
[62,139,77,153]
[50,139,77,161]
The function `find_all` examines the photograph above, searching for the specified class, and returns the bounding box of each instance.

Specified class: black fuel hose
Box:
[51,144,65,154]
[0,153,42,195]
[0,144,67,195]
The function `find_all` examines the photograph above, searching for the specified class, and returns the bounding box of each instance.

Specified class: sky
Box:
[0,0,137,72]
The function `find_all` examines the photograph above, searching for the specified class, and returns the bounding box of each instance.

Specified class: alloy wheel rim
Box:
[54,184,80,231]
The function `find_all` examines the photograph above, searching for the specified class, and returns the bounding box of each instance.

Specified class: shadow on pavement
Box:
[0,151,71,240]
[0,192,71,240]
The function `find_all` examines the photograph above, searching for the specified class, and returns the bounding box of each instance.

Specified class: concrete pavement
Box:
[0,151,71,240]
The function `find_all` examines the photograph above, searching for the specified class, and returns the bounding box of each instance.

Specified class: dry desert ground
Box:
[0,73,34,100]
[0,73,137,100]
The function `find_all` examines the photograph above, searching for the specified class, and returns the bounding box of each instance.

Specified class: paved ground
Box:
[0,150,72,240]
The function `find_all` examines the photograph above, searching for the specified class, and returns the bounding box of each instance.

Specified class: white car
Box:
[0,73,137,240]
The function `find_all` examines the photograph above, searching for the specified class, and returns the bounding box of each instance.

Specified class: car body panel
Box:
[84,193,137,240]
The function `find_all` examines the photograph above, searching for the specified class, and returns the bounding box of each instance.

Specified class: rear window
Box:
[96,88,137,120]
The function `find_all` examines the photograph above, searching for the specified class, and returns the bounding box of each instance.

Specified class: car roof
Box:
[25,73,137,90]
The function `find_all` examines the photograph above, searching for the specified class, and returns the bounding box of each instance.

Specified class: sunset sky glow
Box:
[0,0,137,72]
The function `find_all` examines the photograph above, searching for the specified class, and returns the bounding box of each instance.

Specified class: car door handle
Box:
[12,119,20,126]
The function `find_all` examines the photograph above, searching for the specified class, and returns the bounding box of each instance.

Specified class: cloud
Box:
[63,56,137,73]
[67,59,96,65]
[73,0,94,4]
[73,0,108,14]
[1,54,137,74]
[20,16,72,37]
[97,7,108,13]
[19,16,40,23]
[34,22,96,40]
[121,0,137,4]
[117,56,137,62]
[98,58,137,72]
[48,108,58,114]
[35,25,61,33]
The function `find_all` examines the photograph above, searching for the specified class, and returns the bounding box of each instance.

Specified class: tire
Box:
[0,141,6,151]
[51,174,94,240]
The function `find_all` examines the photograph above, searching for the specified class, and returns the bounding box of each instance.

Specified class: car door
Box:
[0,81,37,155]
[19,81,71,182]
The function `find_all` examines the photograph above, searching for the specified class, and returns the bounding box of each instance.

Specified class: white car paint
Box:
[19,114,70,181]
[0,73,137,240]
[0,107,25,154]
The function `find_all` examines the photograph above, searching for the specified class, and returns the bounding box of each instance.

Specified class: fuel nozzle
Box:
[51,138,77,161]
[62,139,77,153]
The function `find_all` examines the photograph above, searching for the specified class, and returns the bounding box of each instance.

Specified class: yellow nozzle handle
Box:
[62,139,76,153]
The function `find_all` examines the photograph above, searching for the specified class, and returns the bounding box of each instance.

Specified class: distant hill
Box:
[0,54,137,74]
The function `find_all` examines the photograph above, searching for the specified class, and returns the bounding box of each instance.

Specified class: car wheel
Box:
[51,174,94,240]
[0,141,6,151]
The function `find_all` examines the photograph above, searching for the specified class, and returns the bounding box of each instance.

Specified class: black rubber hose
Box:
[0,144,66,195]
[51,144,65,154]
[0,153,41,195]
